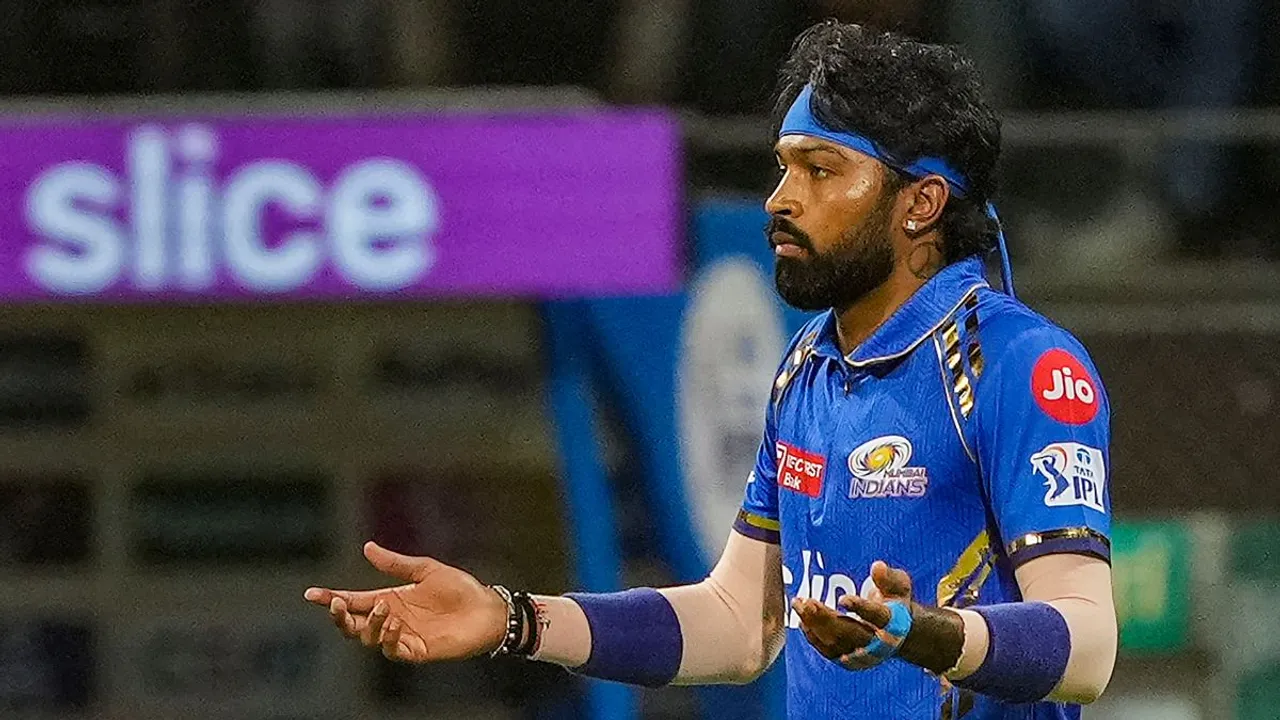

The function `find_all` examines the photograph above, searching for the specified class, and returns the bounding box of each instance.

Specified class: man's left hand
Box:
[794,560,965,674]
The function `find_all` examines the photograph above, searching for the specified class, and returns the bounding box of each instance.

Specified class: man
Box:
[305,22,1117,719]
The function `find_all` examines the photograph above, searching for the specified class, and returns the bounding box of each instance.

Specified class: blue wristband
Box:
[956,602,1071,703]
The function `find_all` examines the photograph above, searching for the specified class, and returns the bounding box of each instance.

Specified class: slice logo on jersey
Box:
[1031,349,1099,425]
[847,435,929,499]
[775,441,825,498]
[781,550,877,629]
[1030,442,1107,513]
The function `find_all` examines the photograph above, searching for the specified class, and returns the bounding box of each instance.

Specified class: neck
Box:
[833,264,932,357]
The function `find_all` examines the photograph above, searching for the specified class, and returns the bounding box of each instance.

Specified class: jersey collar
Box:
[811,257,990,367]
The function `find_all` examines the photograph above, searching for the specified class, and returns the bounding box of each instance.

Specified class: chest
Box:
[772,350,983,564]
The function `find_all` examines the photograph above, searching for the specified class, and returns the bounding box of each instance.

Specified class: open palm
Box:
[304,542,508,662]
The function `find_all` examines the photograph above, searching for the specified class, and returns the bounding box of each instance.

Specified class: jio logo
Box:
[1031,348,1099,425]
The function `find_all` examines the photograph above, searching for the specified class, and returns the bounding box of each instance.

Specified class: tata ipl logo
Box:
[1030,442,1107,513]
[23,125,439,294]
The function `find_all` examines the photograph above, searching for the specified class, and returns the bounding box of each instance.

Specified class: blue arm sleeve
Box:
[956,602,1073,702]
[565,589,684,687]
[973,327,1112,568]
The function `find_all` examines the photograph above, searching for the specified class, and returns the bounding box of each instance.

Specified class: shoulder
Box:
[968,289,1099,381]
[961,289,1108,424]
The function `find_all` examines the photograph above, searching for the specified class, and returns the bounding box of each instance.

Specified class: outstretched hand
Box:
[793,560,915,670]
[304,542,508,663]
[795,560,966,674]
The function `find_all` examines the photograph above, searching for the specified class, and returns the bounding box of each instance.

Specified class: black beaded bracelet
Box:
[512,590,541,657]
[488,585,541,658]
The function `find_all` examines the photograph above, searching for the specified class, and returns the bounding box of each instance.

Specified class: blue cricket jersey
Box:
[732,257,1111,720]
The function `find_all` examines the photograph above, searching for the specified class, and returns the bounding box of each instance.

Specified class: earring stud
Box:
[906,220,919,231]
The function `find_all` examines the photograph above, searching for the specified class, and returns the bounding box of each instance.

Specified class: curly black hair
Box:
[772,21,1002,263]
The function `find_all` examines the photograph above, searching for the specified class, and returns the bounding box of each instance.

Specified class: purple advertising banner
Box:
[0,110,680,301]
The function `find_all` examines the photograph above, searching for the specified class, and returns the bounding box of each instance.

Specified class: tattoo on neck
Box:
[908,243,943,281]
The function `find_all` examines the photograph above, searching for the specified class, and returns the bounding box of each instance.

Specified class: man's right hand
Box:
[304,542,509,663]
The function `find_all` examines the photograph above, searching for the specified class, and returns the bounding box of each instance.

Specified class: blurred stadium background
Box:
[0,1,1278,719]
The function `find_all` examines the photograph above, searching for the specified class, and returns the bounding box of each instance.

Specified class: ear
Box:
[902,176,949,236]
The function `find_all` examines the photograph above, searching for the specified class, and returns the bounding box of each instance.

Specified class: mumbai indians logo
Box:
[848,435,929,499]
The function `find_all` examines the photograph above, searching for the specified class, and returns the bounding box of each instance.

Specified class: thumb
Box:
[363,541,441,583]
[871,560,912,599]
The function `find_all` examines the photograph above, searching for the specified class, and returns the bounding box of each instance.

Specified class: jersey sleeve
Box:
[731,391,782,544]
[730,322,818,546]
[972,326,1111,569]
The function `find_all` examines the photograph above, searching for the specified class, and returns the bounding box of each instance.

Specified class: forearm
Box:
[529,594,591,667]
[529,532,784,686]
[664,534,786,685]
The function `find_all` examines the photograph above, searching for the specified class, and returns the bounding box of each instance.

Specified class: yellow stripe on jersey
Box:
[941,294,983,421]
[963,294,985,380]
[937,530,995,608]
[941,317,976,419]
[737,510,780,532]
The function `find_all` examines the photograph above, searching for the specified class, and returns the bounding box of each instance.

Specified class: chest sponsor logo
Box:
[1031,442,1107,513]
[847,435,929,499]
[775,441,825,497]
[1031,349,1099,425]
[781,550,877,629]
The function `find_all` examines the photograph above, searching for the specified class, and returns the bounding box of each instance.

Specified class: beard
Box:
[769,193,897,312]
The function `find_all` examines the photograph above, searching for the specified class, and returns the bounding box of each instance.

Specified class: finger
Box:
[364,541,445,583]
[795,600,835,637]
[798,611,833,648]
[870,560,913,599]
[798,601,874,652]
[840,594,893,629]
[796,598,837,623]
[798,599,858,638]
[801,624,840,660]
[836,595,881,631]
[836,594,881,623]
[800,615,872,659]
[381,617,404,661]
[330,597,366,639]
[306,587,386,613]
[839,648,880,671]
[794,601,836,645]
[363,602,390,648]
[399,632,429,661]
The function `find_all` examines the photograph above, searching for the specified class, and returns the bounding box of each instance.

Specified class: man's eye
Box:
[811,166,831,179]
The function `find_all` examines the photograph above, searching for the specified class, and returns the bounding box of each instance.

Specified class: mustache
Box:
[765,217,815,252]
